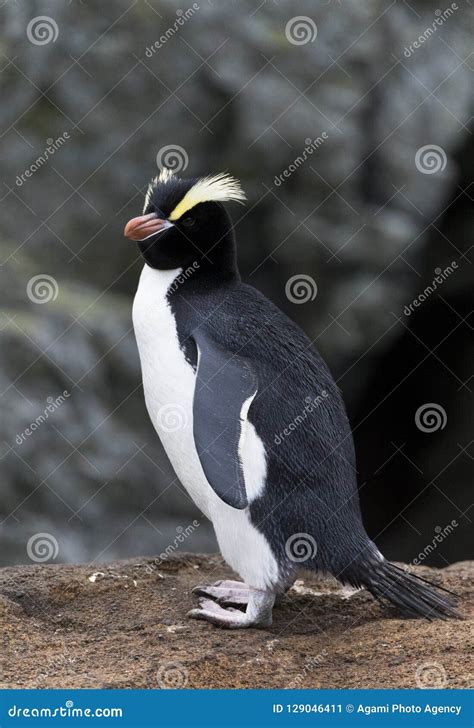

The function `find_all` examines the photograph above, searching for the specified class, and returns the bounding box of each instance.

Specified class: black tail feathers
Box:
[339,548,459,620]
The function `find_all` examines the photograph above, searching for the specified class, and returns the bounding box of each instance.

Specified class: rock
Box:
[0,594,24,619]
[1,555,472,689]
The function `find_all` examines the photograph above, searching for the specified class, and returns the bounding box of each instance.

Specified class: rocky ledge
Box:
[1,556,472,689]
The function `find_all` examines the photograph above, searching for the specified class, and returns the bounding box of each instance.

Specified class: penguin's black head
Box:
[124,168,245,271]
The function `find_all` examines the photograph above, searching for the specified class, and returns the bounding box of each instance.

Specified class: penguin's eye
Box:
[180,216,195,228]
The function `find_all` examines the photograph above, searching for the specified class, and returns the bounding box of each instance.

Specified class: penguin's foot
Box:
[192,579,252,606]
[187,587,275,629]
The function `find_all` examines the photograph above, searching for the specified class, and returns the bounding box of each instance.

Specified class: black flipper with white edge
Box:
[192,329,257,510]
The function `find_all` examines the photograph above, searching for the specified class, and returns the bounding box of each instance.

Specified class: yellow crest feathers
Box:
[143,170,246,218]
[168,173,246,221]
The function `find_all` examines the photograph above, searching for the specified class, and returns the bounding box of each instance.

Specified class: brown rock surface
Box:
[1,556,472,689]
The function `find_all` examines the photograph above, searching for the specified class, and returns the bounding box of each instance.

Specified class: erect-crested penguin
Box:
[125,168,458,629]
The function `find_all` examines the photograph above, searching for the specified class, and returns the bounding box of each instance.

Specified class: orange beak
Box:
[124,213,173,241]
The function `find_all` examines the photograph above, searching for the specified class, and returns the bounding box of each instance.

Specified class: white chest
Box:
[132,265,215,517]
[132,264,279,589]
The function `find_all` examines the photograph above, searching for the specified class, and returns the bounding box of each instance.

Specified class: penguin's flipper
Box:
[192,329,258,510]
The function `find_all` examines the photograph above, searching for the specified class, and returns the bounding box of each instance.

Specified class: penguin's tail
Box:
[337,544,460,620]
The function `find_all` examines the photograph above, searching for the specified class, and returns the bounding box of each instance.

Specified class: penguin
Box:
[124,168,458,629]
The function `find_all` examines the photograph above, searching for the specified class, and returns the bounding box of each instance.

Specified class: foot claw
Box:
[188,591,274,629]
[187,599,242,628]
[192,580,252,606]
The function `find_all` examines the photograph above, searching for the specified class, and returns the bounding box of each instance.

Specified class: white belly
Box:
[132,264,279,589]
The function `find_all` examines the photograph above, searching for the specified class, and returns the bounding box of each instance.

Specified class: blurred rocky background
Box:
[0,0,472,566]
